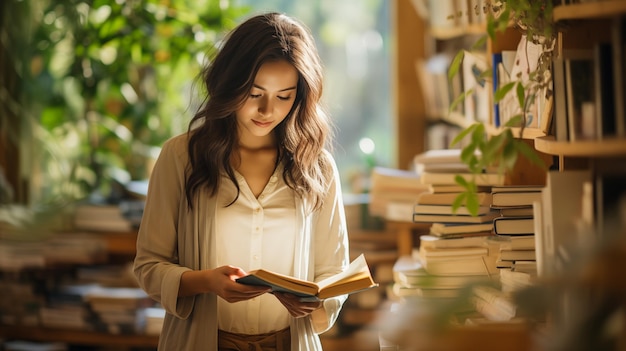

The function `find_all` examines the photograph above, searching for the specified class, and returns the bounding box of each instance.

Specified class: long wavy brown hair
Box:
[186,12,334,211]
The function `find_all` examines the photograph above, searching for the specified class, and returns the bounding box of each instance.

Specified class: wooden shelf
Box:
[430,24,486,40]
[101,230,139,256]
[534,136,626,157]
[554,1,626,22]
[0,325,158,348]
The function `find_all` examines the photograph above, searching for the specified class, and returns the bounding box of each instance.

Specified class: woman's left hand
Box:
[273,292,323,318]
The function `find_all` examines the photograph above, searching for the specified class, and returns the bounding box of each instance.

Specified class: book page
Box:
[316,254,369,289]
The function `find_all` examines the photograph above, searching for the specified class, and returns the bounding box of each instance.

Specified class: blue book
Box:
[492,52,503,127]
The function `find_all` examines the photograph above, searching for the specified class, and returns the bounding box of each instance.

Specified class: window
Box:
[236,0,394,193]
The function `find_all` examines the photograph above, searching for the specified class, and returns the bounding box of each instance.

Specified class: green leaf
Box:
[516,82,525,110]
[451,122,478,147]
[451,192,466,214]
[494,82,516,102]
[449,90,470,114]
[504,114,524,128]
[471,35,488,50]
[449,50,465,82]
[465,191,480,216]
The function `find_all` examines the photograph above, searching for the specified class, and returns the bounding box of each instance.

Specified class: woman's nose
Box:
[258,97,273,117]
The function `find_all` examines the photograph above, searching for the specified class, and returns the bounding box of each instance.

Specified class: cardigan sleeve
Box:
[133,134,194,319]
[310,151,350,333]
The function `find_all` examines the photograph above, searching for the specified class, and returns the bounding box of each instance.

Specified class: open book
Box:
[236,254,378,301]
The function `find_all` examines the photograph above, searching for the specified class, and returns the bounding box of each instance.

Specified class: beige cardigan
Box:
[133,133,349,350]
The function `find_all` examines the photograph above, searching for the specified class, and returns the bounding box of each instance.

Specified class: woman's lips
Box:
[253,120,272,128]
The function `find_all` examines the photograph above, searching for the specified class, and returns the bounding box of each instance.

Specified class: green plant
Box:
[447,0,556,215]
[10,0,249,205]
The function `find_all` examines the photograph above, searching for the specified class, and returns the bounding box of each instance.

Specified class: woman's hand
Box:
[210,266,271,303]
[273,292,324,318]
[179,265,270,302]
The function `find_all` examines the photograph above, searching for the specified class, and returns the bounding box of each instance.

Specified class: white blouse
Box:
[216,166,296,334]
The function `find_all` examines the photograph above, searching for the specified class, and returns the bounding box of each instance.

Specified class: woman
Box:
[133,12,350,350]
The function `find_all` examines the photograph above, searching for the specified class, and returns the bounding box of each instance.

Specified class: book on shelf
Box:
[493,216,535,236]
[236,254,378,301]
[369,166,430,218]
[594,42,617,140]
[499,269,536,293]
[414,204,492,216]
[418,245,489,259]
[611,16,626,137]
[564,49,595,141]
[416,191,492,206]
[413,210,500,224]
[552,56,569,142]
[498,235,536,251]
[539,170,592,277]
[498,249,536,262]
[392,284,461,299]
[498,206,534,217]
[392,255,492,290]
[429,222,494,236]
[462,50,491,123]
[427,184,493,194]
[471,285,517,321]
[412,246,499,277]
[419,234,490,250]
[419,171,505,187]
[490,185,544,208]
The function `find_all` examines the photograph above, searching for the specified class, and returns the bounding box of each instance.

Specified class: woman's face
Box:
[236,59,299,144]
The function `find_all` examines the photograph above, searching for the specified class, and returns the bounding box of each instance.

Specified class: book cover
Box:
[413,210,499,224]
[236,254,378,301]
[413,203,492,216]
[498,249,536,262]
[594,42,617,139]
[418,245,489,259]
[419,171,505,186]
[493,216,535,235]
[564,49,594,142]
[416,191,492,206]
[498,235,536,251]
[492,52,503,127]
[498,206,534,217]
[491,186,543,208]
[429,222,494,236]
[419,234,489,250]
[552,57,569,141]
[611,16,626,137]
[539,170,592,277]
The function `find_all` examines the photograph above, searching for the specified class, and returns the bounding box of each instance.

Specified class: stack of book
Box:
[413,149,505,189]
[368,167,430,222]
[73,200,144,233]
[390,235,499,302]
[84,286,155,335]
[490,185,543,272]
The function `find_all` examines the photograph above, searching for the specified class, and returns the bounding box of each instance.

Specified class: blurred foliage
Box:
[2,0,249,205]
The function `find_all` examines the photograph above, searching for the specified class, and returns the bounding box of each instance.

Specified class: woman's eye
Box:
[277,96,291,101]
[250,94,261,99]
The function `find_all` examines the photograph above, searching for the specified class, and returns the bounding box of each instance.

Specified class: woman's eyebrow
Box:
[253,84,297,92]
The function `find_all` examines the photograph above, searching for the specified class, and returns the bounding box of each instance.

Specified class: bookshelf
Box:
[0,229,160,350]
[0,326,158,349]
[385,1,626,350]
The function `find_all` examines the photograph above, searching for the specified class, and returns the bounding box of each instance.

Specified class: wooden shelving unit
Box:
[553,0,626,21]
[534,136,626,157]
[0,326,158,349]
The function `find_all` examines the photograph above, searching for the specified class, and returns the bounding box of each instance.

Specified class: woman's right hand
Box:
[179,265,270,302]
